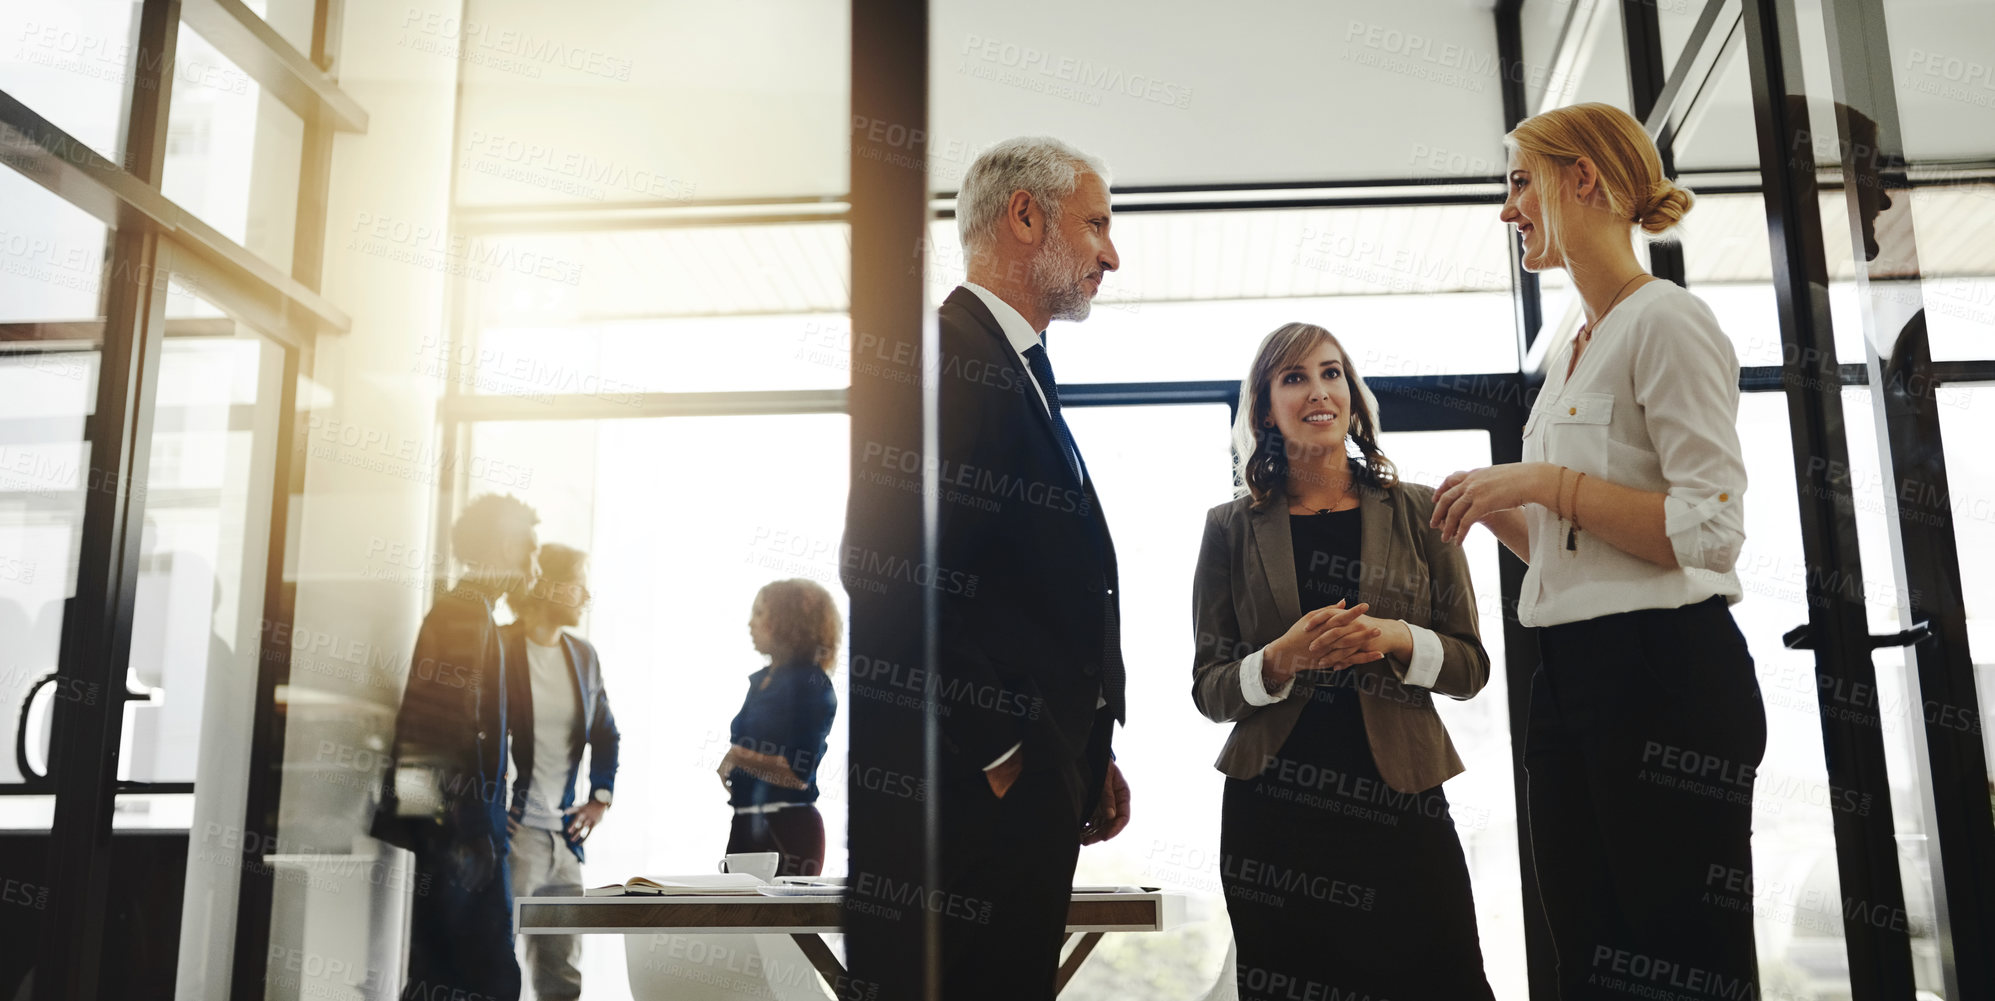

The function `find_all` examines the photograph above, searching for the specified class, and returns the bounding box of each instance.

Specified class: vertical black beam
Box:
[1492,5,1557,999]
[1738,2,1915,997]
[1820,0,1995,993]
[228,349,300,1001]
[1496,0,1543,364]
[228,0,341,994]
[843,0,931,997]
[37,1,179,997]
[1623,0,1688,287]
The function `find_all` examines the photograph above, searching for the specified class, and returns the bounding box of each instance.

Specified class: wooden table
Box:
[515,888,1186,994]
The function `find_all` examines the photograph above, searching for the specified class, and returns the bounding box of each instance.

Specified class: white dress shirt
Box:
[1517,279,1747,628]
[956,283,1102,771]
[961,282,1051,413]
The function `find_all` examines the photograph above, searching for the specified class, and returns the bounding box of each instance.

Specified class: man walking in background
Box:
[372,494,539,1001]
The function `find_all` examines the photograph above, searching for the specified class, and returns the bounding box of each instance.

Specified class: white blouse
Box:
[1518,279,1747,628]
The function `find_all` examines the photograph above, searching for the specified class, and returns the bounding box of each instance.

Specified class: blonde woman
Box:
[1192,324,1495,1000]
[1430,102,1764,999]
[719,578,841,877]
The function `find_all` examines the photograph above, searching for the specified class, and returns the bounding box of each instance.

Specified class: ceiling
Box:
[445,0,1995,322]
[453,0,1516,205]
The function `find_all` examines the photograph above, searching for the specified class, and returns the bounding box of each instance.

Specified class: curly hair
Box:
[754,578,843,674]
[451,493,539,575]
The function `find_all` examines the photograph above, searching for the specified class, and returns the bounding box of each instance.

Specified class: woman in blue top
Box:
[719,577,841,877]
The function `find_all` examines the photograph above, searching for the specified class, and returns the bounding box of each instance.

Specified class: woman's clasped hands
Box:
[1260,600,1394,690]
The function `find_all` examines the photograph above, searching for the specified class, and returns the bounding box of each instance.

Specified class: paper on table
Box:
[584,873,766,897]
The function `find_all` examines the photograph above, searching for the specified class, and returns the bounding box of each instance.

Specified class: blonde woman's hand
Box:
[1431,463,1559,544]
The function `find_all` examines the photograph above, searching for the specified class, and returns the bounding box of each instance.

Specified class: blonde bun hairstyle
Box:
[1638,177,1695,235]
[1507,102,1695,256]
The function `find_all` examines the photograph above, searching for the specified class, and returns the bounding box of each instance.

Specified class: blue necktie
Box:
[1022,342,1084,484]
[1023,343,1123,722]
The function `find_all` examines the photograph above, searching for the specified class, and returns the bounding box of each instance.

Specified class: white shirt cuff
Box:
[984,743,1022,771]
[1239,648,1294,706]
[1402,623,1445,689]
[1663,491,1743,572]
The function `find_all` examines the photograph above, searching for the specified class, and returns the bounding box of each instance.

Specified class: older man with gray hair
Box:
[852,135,1130,999]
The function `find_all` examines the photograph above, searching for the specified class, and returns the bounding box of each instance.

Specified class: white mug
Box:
[719,852,781,882]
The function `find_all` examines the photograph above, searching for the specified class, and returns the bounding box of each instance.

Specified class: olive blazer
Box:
[1191,480,1490,793]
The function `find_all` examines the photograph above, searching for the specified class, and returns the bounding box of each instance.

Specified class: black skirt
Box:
[1221,666,1496,1001]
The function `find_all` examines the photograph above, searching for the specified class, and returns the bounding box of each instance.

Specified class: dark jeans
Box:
[726,805,827,877]
[402,837,520,1001]
[1527,596,1767,1001]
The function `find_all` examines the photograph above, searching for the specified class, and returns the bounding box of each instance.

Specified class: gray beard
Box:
[1032,229,1095,323]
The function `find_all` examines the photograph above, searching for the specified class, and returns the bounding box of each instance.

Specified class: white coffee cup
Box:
[719,852,781,882]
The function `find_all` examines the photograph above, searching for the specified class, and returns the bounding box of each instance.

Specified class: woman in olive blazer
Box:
[1191,322,1495,1001]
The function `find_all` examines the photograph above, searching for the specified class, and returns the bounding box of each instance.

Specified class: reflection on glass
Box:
[455,414,852,998]
[1829,382,1949,993]
[0,168,113,327]
[239,0,319,60]
[1936,389,1995,849]
[129,290,285,1001]
[0,0,138,165]
[1880,0,1995,165]
[0,173,104,831]
[162,25,304,272]
[0,346,94,799]
[1905,185,1995,364]
[1731,392,1868,998]
[123,330,271,786]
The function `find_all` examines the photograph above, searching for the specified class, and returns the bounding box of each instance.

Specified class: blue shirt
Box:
[727,663,837,807]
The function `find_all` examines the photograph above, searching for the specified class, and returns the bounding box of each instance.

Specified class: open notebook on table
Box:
[583,873,765,897]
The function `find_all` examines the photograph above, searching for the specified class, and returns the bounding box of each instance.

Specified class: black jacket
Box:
[370,586,512,862]
[845,286,1125,818]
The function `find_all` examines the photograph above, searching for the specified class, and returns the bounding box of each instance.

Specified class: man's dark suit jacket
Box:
[848,284,1125,817]
[369,585,511,861]
[500,623,620,862]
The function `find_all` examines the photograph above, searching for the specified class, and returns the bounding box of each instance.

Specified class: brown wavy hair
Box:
[1232,323,1397,510]
[755,578,842,674]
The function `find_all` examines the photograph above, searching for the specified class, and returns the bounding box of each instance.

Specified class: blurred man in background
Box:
[503,543,620,1001]
[371,493,539,1001]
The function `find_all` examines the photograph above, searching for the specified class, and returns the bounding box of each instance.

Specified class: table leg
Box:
[791,933,849,993]
[1054,932,1105,993]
